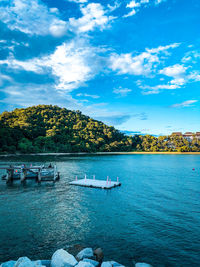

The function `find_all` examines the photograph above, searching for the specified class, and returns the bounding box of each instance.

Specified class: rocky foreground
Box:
[0,247,152,267]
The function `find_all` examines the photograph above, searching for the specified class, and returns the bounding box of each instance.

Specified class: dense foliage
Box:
[0,105,199,153]
[0,105,133,153]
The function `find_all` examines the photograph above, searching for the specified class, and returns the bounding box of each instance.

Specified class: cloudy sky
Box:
[0,0,199,135]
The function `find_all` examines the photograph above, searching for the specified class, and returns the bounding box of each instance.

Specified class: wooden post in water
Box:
[20,168,27,183]
[6,169,13,183]
[53,165,57,182]
[20,168,24,182]
[38,168,41,182]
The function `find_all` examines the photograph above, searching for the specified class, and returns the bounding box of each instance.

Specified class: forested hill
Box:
[0,105,200,153]
[0,105,133,153]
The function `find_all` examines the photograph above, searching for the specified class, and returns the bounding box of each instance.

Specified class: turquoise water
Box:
[0,155,200,266]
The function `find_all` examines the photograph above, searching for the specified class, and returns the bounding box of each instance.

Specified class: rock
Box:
[14,257,35,267]
[101,262,124,267]
[1,259,45,267]
[135,263,152,267]
[75,261,94,267]
[51,249,78,267]
[40,260,51,267]
[83,259,99,267]
[67,245,85,256]
[93,248,103,262]
[0,261,16,267]
[110,261,125,267]
[33,260,45,266]
[101,262,112,267]
[76,248,94,261]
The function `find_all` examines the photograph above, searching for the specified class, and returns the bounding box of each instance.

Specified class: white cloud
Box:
[110,52,158,75]
[109,43,179,76]
[140,62,200,95]
[127,1,141,8]
[0,0,67,36]
[146,43,180,53]
[76,93,100,99]
[181,50,200,63]
[140,83,179,95]
[170,100,198,108]
[69,3,114,33]
[124,0,164,18]
[49,7,59,14]
[160,64,187,78]
[107,1,121,12]
[68,0,88,3]
[188,71,200,82]
[0,84,82,110]
[155,0,166,4]
[0,74,13,86]
[0,39,103,91]
[49,19,68,37]
[124,0,141,17]
[48,40,100,90]
[113,87,132,96]
[0,55,45,73]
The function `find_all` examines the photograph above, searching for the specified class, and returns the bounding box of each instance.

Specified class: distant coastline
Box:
[1,151,200,157]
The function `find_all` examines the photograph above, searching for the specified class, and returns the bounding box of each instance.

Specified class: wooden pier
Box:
[0,165,60,183]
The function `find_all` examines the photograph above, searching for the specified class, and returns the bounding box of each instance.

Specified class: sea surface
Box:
[0,154,200,266]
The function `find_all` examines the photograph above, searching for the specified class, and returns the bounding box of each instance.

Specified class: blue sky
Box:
[0,0,200,135]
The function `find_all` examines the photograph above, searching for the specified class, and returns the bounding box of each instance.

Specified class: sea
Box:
[0,154,200,266]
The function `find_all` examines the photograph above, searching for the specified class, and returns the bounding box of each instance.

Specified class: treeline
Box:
[0,105,199,153]
[0,105,133,153]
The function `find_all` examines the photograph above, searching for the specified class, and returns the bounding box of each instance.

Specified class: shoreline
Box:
[0,151,200,157]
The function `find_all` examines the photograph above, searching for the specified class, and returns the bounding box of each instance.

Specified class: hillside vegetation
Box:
[0,105,199,153]
[0,105,133,153]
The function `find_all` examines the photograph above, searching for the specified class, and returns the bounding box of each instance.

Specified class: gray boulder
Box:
[40,260,51,267]
[110,261,125,267]
[76,248,94,261]
[51,249,78,267]
[75,261,94,267]
[93,248,103,262]
[82,259,99,267]
[0,261,16,267]
[14,257,35,267]
[101,262,124,267]
[33,261,45,266]
[101,262,112,267]
[135,263,152,267]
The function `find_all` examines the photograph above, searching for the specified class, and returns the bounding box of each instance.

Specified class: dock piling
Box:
[53,165,57,182]
[37,168,41,182]
[1,165,60,184]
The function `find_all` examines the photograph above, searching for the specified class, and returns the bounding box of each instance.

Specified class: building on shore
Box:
[172,132,200,141]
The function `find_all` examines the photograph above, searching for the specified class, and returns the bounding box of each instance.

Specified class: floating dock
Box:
[69,176,121,189]
[0,165,60,183]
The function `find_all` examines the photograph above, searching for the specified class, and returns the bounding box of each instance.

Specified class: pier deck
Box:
[0,165,60,183]
[69,178,121,189]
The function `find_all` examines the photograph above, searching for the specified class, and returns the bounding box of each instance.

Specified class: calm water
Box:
[0,155,200,266]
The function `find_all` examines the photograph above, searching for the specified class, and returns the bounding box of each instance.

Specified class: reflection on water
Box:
[0,155,200,266]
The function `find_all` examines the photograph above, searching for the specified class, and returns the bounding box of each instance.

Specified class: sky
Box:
[0,0,200,135]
